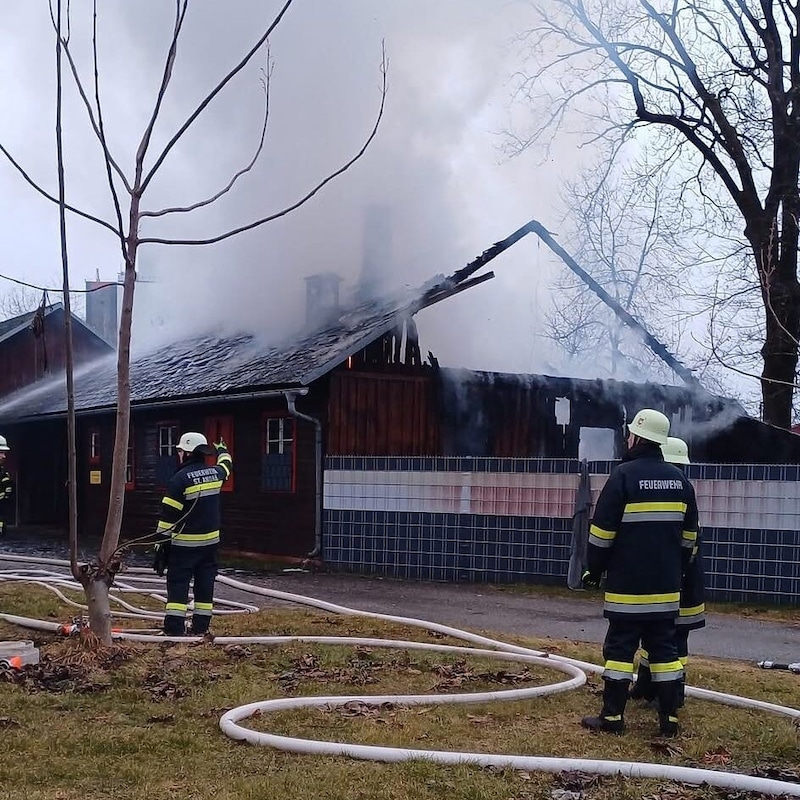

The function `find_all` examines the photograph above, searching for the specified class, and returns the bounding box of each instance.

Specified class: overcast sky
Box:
[0,1,628,377]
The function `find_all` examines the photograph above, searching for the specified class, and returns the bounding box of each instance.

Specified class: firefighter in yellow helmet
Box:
[631,436,705,708]
[581,410,698,737]
[152,432,233,636]
[0,435,12,537]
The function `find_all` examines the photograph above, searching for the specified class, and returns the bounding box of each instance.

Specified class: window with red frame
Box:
[262,416,295,492]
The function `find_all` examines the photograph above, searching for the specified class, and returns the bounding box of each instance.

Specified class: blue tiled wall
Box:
[323,457,800,605]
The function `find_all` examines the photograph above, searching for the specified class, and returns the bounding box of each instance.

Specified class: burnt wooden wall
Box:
[0,308,112,398]
[327,370,440,456]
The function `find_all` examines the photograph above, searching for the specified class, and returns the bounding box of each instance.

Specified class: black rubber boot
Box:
[582,679,628,734]
[188,616,210,636]
[676,677,686,708]
[630,664,656,701]
[163,617,186,637]
[656,680,681,737]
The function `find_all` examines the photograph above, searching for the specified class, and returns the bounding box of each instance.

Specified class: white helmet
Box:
[176,431,213,455]
[627,408,670,445]
[0,435,9,452]
[661,436,690,465]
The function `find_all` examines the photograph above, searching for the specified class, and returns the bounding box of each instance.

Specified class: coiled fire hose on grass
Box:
[1,553,799,797]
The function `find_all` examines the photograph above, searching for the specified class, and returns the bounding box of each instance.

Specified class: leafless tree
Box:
[512,0,800,428]
[4,0,385,645]
[0,286,43,319]
[0,282,86,323]
[546,163,695,379]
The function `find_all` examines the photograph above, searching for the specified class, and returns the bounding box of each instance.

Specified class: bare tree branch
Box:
[132,0,190,194]
[91,0,127,260]
[140,46,388,246]
[53,0,80,583]
[0,141,118,234]
[140,0,294,194]
[141,48,273,219]
[49,0,132,194]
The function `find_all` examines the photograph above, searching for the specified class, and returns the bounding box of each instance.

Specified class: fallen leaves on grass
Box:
[0,654,111,694]
[430,658,537,692]
[702,746,732,766]
[750,764,800,783]
[141,673,190,700]
[649,739,685,758]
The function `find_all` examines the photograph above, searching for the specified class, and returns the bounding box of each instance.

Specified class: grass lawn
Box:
[0,583,798,800]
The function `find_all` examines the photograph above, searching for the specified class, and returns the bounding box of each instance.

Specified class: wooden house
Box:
[0,303,112,399]
[0,270,797,563]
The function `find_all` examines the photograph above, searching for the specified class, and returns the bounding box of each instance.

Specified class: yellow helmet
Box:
[661,436,690,465]
[627,408,669,445]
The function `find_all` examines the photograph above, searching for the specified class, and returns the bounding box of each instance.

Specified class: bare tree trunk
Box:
[2,2,384,648]
[88,237,138,644]
[753,217,800,428]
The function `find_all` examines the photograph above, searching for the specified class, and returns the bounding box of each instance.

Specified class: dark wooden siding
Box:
[73,398,318,558]
[327,370,440,456]
[4,420,68,527]
[0,308,111,398]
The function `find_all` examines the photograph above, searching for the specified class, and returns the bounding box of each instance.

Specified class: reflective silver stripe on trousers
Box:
[165,609,186,618]
[651,668,684,682]
[192,609,213,617]
[171,537,221,548]
[676,611,705,626]
[602,668,633,681]
[604,600,680,614]
[588,534,614,548]
[620,511,686,523]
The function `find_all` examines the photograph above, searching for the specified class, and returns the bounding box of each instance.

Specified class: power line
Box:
[0,271,122,293]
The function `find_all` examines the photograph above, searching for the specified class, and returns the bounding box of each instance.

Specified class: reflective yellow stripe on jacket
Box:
[588,524,616,549]
[621,501,687,523]
[604,590,680,615]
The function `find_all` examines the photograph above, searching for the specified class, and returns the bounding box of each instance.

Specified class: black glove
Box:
[581,569,601,590]
[153,540,170,576]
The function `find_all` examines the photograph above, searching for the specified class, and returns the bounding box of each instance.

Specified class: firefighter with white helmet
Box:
[581,410,698,737]
[0,435,11,536]
[152,431,233,636]
[631,436,705,708]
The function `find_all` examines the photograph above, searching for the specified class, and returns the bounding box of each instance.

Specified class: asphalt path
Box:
[1,536,798,664]
[217,570,800,664]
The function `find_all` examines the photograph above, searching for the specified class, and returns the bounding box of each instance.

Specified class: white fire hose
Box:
[1,553,799,797]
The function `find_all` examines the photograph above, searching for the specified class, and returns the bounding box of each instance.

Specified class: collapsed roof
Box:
[0,270,493,421]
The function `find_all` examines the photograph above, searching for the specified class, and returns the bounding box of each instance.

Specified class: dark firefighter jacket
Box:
[677,529,706,629]
[587,441,699,620]
[0,466,12,509]
[155,446,233,547]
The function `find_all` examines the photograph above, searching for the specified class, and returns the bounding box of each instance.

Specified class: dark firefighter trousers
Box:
[634,626,691,703]
[164,543,218,636]
[600,618,683,725]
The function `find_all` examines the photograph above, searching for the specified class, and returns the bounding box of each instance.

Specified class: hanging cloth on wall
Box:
[567,458,592,590]
[30,291,49,373]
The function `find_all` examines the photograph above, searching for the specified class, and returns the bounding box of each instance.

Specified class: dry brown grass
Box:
[0,583,798,800]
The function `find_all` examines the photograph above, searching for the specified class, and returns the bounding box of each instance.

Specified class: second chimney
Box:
[305,272,343,330]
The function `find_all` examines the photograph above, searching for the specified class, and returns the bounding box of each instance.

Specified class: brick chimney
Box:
[305,272,342,330]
